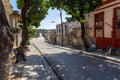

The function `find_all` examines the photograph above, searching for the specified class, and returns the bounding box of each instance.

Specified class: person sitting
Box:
[14,46,26,63]
[86,43,96,52]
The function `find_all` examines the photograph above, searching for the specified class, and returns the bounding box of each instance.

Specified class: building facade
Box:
[56,21,82,48]
[56,23,66,45]
[87,0,120,48]
[65,21,82,48]
[2,0,13,24]
[3,0,22,47]
[45,29,56,44]
[10,10,21,47]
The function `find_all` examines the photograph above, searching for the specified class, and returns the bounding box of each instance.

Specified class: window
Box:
[116,21,120,29]
[95,12,104,37]
[116,8,120,19]
[115,9,120,29]
[115,8,120,39]
[95,12,104,30]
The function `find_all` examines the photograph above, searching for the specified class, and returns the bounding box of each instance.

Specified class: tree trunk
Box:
[81,22,88,50]
[21,25,28,47]
[20,0,30,47]
[77,12,88,50]
[0,1,14,80]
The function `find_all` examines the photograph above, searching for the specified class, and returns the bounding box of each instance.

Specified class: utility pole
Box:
[60,8,63,46]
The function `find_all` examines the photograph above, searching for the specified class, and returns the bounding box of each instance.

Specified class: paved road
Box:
[31,37,120,80]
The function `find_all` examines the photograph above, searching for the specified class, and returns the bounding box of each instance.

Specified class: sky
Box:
[10,0,18,10]
[10,0,71,29]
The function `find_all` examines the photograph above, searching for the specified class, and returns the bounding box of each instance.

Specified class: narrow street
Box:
[31,36,120,80]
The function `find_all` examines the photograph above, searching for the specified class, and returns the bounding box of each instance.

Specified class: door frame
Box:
[113,6,120,48]
[94,11,104,37]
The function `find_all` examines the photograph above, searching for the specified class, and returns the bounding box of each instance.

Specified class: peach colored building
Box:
[2,0,22,47]
[87,0,120,48]
[10,10,21,47]
[2,0,13,24]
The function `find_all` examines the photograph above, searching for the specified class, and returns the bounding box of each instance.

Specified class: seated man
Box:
[86,43,96,52]
[14,46,26,63]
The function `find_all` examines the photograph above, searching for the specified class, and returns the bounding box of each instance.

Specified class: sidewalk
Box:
[45,42,120,63]
[9,45,59,80]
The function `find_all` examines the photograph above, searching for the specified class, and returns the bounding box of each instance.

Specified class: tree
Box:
[0,0,14,80]
[17,0,49,47]
[49,0,102,49]
[27,26,38,44]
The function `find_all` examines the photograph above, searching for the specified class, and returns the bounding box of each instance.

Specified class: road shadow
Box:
[43,51,120,80]
[21,54,57,80]
[9,61,25,80]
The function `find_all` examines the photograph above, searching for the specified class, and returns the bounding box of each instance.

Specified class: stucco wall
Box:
[87,12,95,37]
[87,1,120,38]
[2,0,13,23]
[104,8,113,38]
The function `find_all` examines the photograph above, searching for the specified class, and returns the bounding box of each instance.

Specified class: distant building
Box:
[56,21,82,48]
[65,21,82,48]
[56,22,66,45]
[45,29,56,44]
[37,29,47,37]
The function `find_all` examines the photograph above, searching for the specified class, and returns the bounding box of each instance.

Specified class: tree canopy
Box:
[16,0,103,48]
[16,0,50,47]
[17,0,49,28]
[49,0,102,21]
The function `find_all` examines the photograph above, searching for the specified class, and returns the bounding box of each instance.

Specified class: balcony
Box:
[11,27,22,34]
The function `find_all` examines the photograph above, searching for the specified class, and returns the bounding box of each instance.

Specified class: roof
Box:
[102,0,116,5]
[11,10,21,18]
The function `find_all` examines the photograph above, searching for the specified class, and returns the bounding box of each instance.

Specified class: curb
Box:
[44,42,80,52]
[45,42,120,63]
[83,52,120,63]
[32,44,61,80]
